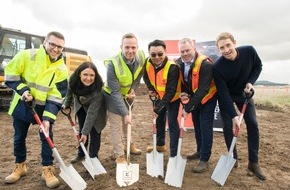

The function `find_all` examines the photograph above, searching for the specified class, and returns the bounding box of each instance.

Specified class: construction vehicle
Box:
[0,25,92,110]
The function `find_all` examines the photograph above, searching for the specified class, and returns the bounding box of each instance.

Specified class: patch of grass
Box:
[254,86,290,112]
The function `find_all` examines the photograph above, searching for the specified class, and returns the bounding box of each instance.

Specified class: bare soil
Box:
[1,92,290,190]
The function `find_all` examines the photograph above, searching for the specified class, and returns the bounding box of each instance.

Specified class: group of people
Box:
[3,31,266,189]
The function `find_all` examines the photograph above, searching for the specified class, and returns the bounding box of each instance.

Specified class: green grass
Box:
[254,86,290,112]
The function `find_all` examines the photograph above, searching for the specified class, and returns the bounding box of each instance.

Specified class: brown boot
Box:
[115,155,126,164]
[186,152,200,160]
[146,145,166,153]
[5,161,28,184]
[248,162,266,180]
[124,143,142,155]
[41,166,60,188]
[192,161,208,173]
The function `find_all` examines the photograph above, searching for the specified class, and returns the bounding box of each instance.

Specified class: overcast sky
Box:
[1,0,290,84]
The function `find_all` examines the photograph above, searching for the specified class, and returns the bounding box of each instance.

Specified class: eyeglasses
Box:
[47,42,64,50]
[150,52,164,58]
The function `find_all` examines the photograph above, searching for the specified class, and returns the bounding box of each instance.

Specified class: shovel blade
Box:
[116,163,139,187]
[164,156,187,188]
[82,157,107,179]
[211,154,236,186]
[146,150,164,177]
[59,164,87,190]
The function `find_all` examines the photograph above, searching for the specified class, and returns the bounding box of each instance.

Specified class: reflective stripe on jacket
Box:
[5,45,68,121]
[103,50,145,97]
[145,59,181,101]
[192,54,217,104]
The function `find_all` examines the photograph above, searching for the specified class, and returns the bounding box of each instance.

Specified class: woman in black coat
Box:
[63,61,107,162]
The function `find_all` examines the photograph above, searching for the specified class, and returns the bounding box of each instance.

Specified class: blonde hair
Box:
[215,32,235,46]
[121,33,138,45]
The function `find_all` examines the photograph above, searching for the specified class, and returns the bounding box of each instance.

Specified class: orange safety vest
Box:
[146,60,181,102]
[191,54,217,104]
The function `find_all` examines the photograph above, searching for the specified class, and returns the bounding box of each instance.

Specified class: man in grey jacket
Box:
[103,33,145,163]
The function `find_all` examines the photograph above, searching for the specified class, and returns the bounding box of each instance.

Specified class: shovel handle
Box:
[234,89,255,136]
[61,107,81,141]
[22,99,55,149]
[149,95,158,134]
[125,98,134,164]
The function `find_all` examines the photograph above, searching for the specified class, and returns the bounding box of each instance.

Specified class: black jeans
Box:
[220,98,260,163]
[156,99,180,157]
[76,107,101,158]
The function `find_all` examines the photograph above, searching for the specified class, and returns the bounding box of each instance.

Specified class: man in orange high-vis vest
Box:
[143,39,181,157]
[175,38,217,173]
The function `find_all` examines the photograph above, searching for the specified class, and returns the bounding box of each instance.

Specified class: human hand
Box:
[244,83,253,94]
[40,120,50,136]
[232,116,240,135]
[148,90,158,98]
[123,115,132,125]
[22,90,33,102]
[180,92,190,105]
[61,104,67,110]
[127,89,136,99]
[79,135,87,144]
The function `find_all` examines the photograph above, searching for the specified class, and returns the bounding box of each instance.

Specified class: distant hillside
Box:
[255,80,289,86]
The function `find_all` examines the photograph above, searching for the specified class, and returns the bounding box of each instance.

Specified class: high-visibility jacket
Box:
[4,45,68,122]
[191,54,217,104]
[145,59,181,101]
[103,50,145,97]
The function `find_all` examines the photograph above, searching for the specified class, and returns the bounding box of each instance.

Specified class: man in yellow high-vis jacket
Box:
[103,33,145,163]
[4,31,68,188]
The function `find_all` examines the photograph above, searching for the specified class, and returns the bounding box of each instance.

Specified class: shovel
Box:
[164,93,189,188]
[23,100,86,190]
[61,108,107,179]
[116,98,139,187]
[146,95,164,178]
[211,90,254,186]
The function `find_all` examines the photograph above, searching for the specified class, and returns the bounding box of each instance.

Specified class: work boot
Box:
[124,143,142,155]
[248,162,266,180]
[186,152,200,160]
[115,155,126,164]
[70,155,85,164]
[41,166,60,188]
[192,161,208,173]
[146,145,166,153]
[5,161,28,184]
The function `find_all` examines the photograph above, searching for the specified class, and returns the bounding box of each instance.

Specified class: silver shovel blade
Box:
[146,150,164,177]
[164,156,187,188]
[82,157,107,179]
[116,163,139,187]
[59,164,87,190]
[211,154,236,186]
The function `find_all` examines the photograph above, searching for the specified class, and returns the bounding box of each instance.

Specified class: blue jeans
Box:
[191,94,217,161]
[220,98,259,163]
[13,117,54,166]
[156,99,180,157]
[76,107,101,158]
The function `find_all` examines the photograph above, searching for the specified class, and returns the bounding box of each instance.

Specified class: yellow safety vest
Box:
[5,46,68,120]
[103,50,145,97]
